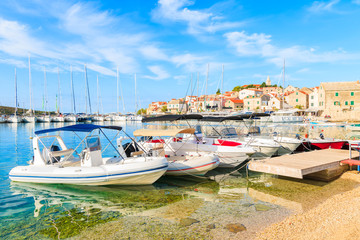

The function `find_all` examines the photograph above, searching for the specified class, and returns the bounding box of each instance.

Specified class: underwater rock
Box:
[225,223,246,233]
[206,223,216,231]
[254,204,272,211]
[179,218,199,227]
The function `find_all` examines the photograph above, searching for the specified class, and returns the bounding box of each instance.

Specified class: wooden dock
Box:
[248,149,358,179]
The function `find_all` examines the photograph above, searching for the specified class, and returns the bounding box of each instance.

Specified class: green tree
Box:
[295,105,302,109]
[260,82,267,88]
[136,108,147,115]
[216,88,221,95]
[232,86,242,92]
[161,105,168,112]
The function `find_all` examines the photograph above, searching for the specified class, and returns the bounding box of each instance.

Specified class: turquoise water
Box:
[0,121,352,239]
[0,122,225,239]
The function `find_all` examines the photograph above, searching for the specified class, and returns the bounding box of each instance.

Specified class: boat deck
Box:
[248,149,358,179]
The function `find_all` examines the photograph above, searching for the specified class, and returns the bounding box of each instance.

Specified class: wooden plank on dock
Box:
[248,149,358,179]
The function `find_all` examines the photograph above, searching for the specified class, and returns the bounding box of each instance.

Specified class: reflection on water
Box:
[0,122,358,239]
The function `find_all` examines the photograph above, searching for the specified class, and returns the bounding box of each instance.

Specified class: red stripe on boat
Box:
[213,139,242,147]
[167,161,218,172]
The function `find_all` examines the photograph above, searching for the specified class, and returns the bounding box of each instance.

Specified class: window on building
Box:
[311,103,314,107]
[351,92,354,96]
[257,101,259,104]
[296,92,298,95]
[351,101,355,105]
[335,92,338,96]
[311,96,314,99]
[345,101,348,106]
[296,99,298,102]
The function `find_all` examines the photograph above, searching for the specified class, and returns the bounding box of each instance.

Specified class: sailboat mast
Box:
[197,72,199,112]
[28,54,32,115]
[221,64,224,111]
[116,67,119,113]
[84,64,92,114]
[97,75,99,115]
[134,73,137,113]
[119,69,126,113]
[205,63,209,112]
[70,65,76,114]
[44,66,47,115]
[14,68,17,115]
[57,66,61,114]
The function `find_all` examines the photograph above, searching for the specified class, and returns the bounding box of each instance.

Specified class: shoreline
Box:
[255,171,360,240]
[72,171,360,240]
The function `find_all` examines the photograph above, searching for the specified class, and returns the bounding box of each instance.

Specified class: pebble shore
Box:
[256,171,360,240]
[73,172,360,240]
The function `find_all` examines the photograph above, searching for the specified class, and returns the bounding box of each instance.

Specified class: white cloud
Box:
[224,31,274,56]
[143,65,170,80]
[296,68,310,73]
[0,57,27,68]
[171,53,208,71]
[87,64,116,77]
[224,30,359,66]
[0,18,61,59]
[139,46,169,61]
[307,0,340,13]
[151,0,242,35]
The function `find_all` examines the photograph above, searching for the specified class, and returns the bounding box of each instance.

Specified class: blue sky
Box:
[1,0,360,113]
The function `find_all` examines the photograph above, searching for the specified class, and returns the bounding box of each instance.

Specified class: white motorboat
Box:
[37,116,51,122]
[273,135,302,155]
[9,124,168,185]
[91,115,105,122]
[23,116,37,123]
[134,128,255,168]
[113,115,127,121]
[126,114,142,121]
[270,110,303,123]
[64,115,77,122]
[244,137,281,157]
[51,116,65,122]
[132,128,220,176]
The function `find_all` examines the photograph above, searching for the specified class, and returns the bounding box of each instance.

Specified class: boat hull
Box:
[22,116,36,123]
[166,155,220,176]
[166,142,254,168]
[9,158,168,185]
[37,116,51,122]
[309,140,346,150]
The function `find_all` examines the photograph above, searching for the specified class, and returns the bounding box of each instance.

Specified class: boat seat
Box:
[61,159,81,167]
[130,151,144,156]
[152,146,164,150]
[49,148,74,157]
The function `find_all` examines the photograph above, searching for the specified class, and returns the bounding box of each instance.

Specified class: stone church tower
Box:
[266,76,271,86]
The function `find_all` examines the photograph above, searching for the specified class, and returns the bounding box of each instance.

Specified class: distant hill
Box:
[0,106,55,115]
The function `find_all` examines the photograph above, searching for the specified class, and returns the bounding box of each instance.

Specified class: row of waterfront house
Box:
[146,77,360,121]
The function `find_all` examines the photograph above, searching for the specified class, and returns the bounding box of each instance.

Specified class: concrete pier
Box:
[248,149,358,179]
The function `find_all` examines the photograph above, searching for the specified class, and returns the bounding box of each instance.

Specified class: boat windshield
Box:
[86,136,101,151]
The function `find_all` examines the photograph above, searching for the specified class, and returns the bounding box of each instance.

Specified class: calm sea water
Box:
[0,121,353,239]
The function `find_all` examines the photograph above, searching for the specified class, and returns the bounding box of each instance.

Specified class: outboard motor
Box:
[273,132,278,137]
[122,142,139,157]
[50,145,61,163]
[319,133,325,140]
[295,134,301,140]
